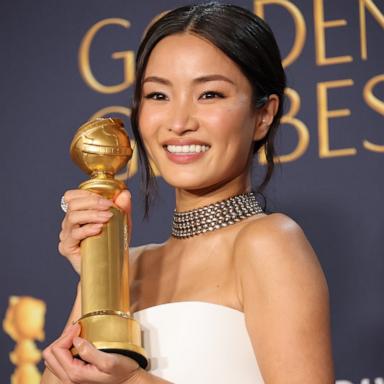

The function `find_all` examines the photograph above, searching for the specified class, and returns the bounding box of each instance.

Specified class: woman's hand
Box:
[43,323,143,384]
[58,189,132,274]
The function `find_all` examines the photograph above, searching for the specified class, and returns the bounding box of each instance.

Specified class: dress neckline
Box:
[133,300,244,316]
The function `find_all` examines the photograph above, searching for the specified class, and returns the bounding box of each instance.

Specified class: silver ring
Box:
[61,196,68,213]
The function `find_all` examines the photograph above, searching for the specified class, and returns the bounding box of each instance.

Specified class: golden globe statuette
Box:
[70,118,147,368]
[3,296,46,384]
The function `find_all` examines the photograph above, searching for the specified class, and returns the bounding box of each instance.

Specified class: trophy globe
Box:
[70,117,132,197]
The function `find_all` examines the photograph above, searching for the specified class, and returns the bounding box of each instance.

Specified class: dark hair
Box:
[130,2,286,215]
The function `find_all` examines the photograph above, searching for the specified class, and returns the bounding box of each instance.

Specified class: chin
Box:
[161,172,216,191]
[162,172,241,195]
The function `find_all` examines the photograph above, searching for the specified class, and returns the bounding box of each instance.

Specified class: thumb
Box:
[73,337,105,366]
[114,190,131,215]
[114,190,132,241]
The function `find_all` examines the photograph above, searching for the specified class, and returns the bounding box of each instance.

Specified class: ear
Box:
[253,94,280,141]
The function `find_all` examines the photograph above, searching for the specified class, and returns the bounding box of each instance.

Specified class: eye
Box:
[144,92,168,101]
[200,91,225,100]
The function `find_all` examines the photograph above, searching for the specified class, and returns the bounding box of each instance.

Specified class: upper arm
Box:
[234,213,334,383]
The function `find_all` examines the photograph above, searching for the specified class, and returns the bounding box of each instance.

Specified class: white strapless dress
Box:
[133,301,264,383]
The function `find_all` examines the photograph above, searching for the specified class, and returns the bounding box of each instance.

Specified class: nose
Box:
[167,99,198,135]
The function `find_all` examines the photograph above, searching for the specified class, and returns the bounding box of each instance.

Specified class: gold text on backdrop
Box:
[79,18,135,94]
[78,2,384,168]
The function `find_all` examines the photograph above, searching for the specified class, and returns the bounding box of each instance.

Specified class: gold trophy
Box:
[3,296,46,384]
[70,118,147,368]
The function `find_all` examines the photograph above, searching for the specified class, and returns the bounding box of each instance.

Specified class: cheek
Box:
[138,106,161,146]
[201,104,254,143]
[137,117,155,161]
[200,106,234,132]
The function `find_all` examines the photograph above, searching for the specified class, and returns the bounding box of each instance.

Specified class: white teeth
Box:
[166,144,210,154]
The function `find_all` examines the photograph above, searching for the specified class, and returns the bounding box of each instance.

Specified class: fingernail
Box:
[98,199,112,207]
[98,211,113,219]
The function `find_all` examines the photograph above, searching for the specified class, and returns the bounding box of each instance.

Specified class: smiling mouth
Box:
[165,144,211,154]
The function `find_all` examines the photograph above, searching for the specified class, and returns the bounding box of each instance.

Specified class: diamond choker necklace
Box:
[171,192,263,239]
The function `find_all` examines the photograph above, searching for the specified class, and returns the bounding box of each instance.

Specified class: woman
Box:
[42,3,334,383]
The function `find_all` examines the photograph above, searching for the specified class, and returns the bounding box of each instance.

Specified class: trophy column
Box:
[70,118,147,369]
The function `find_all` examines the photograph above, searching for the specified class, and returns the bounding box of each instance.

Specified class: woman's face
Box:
[138,33,262,192]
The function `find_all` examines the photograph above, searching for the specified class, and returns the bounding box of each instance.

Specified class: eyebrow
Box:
[143,74,235,86]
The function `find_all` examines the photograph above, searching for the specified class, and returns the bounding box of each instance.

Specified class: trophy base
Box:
[71,312,148,369]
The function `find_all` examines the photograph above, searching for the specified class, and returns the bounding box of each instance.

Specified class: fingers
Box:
[67,223,104,242]
[59,221,106,263]
[59,189,132,271]
[47,324,103,383]
[63,189,102,205]
[73,337,116,372]
[55,335,112,383]
[65,210,113,227]
[43,351,69,383]
[59,191,113,261]
[66,193,113,213]
[44,323,141,383]
[60,212,109,249]
[63,189,131,216]
[43,323,81,382]
[72,336,139,378]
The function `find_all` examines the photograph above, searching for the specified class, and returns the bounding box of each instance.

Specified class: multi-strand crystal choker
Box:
[171,192,263,239]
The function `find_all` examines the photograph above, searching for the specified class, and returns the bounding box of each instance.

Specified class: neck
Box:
[175,174,251,212]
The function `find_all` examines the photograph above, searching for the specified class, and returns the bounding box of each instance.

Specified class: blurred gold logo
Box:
[3,296,46,384]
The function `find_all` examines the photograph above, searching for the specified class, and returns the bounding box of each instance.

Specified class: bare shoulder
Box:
[233,212,329,310]
[234,212,319,273]
[236,212,306,247]
[234,213,334,382]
